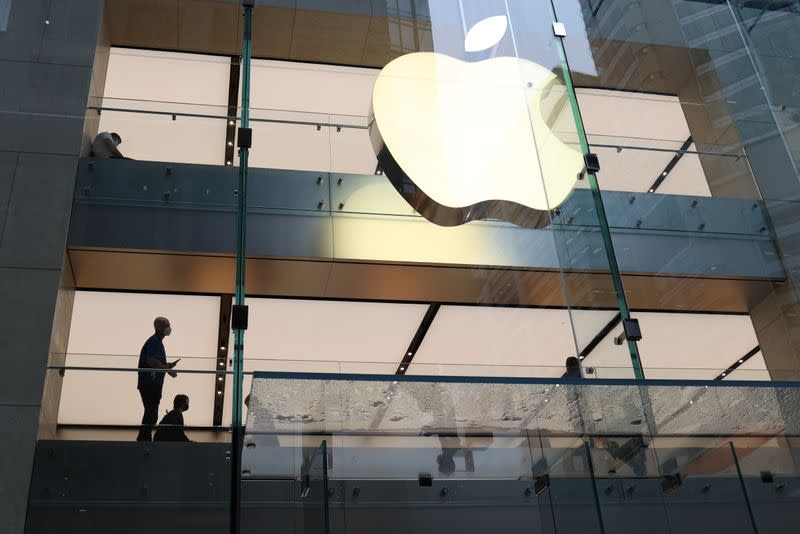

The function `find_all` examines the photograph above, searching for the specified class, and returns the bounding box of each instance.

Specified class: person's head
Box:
[565,356,580,372]
[111,132,122,145]
[437,452,456,476]
[154,316,171,338]
[174,394,189,412]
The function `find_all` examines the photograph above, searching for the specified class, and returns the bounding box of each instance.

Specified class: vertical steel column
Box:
[231,3,253,533]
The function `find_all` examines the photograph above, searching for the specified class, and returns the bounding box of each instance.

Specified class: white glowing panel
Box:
[638,313,758,379]
[586,312,759,380]
[576,88,711,196]
[60,291,220,426]
[245,59,378,172]
[239,298,428,367]
[98,48,230,165]
[570,309,620,354]
[411,306,577,377]
[220,298,429,425]
[103,48,230,106]
[371,52,584,214]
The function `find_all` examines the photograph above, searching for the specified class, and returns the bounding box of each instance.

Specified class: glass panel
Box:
[534,437,606,534]
[503,1,639,378]
[243,372,794,533]
[584,438,761,534]
[90,47,233,166]
[554,0,800,381]
[732,437,800,533]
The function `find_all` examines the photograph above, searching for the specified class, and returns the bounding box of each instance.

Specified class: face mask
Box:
[163,326,172,336]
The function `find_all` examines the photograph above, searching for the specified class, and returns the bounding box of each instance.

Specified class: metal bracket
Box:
[552,22,567,37]
[533,474,551,495]
[232,304,249,330]
[237,127,252,149]
[579,153,600,180]
[614,318,642,344]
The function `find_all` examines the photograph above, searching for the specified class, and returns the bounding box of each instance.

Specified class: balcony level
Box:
[68,157,782,312]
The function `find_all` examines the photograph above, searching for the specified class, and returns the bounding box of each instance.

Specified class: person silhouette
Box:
[154,394,191,442]
[136,317,180,442]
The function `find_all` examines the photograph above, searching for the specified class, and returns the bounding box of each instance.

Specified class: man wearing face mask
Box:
[136,316,179,442]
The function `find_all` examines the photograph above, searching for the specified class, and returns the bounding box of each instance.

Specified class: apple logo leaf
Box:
[464,15,508,53]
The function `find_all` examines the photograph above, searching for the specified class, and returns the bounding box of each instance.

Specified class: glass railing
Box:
[43,358,800,439]
[239,372,800,534]
[70,153,781,280]
[73,154,772,237]
[27,366,800,533]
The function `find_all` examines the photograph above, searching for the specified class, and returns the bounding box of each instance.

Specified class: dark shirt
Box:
[563,367,582,380]
[153,409,190,442]
[138,334,166,387]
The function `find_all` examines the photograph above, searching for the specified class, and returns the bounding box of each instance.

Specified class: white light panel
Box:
[60,291,220,426]
[99,48,230,165]
[587,312,759,380]
[244,59,378,172]
[410,306,576,377]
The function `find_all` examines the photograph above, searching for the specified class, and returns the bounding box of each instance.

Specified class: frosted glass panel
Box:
[247,373,800,437]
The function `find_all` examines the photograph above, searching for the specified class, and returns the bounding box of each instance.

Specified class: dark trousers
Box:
[137,384,163,441]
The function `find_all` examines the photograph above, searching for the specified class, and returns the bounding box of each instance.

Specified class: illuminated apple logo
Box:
[369,17,584,228]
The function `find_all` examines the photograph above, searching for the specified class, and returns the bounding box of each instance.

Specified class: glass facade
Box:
[2,0,800,533]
